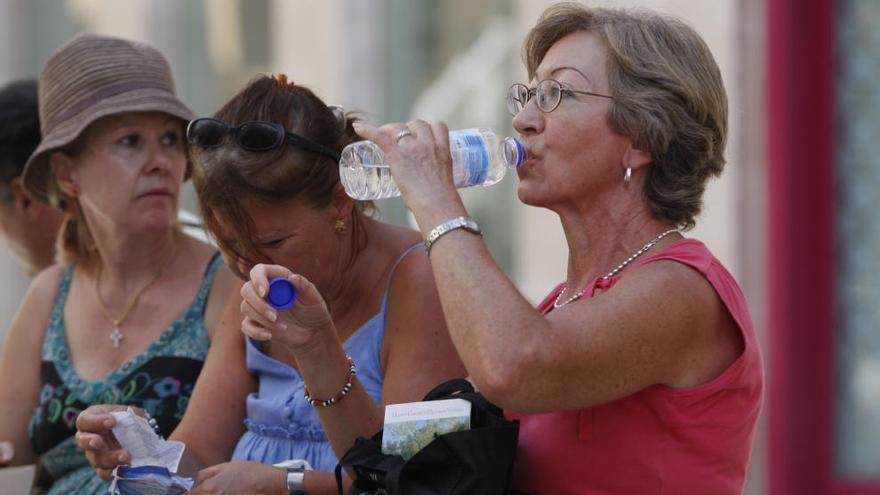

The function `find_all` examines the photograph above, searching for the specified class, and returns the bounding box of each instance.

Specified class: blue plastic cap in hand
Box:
[266,278,297,310]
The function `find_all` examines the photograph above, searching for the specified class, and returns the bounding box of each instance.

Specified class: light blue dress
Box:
[231,244,421,472]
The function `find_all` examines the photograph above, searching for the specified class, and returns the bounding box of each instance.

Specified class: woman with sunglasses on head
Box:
[0,33,239,494]
[76,74,466,494]
[354,4,763,494]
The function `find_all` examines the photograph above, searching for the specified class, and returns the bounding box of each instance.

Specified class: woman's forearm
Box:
[416,212,549,398]
[291,333,383,462]
[171,449,206,479]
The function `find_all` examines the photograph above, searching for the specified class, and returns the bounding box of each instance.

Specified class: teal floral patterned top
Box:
[27,253,222,494]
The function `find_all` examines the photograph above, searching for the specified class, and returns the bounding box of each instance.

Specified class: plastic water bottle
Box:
[339,128,525,200]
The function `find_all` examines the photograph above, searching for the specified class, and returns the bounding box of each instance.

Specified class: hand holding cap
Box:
[266,278,297,310]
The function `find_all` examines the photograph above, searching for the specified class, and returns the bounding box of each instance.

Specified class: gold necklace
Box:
[554,228,680,309]
[95,244,177,349]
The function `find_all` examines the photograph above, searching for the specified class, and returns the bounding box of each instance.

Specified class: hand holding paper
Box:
[107,408,193,495]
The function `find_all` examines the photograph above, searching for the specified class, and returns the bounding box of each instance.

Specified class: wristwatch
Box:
[285,465,306,495]
[424,216,482,254]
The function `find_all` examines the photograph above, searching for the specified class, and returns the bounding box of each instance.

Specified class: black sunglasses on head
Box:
[186,118,340,161]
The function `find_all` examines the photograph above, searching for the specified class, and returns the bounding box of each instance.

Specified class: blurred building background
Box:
[0,0,875,493]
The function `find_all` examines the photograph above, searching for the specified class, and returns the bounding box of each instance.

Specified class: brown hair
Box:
[524,3,728,229]
[192,75,369,278]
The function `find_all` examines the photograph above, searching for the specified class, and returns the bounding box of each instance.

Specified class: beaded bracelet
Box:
[143,409,163,439]
[303,356,357,407]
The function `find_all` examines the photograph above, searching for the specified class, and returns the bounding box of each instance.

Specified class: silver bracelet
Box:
[424,216,481,255]
[273,460,311,495]
[285,467,305,494]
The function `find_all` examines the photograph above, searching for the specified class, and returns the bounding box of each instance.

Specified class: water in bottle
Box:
[339,128,525,200]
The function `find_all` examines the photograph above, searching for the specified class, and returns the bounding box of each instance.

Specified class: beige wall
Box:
[269,0,343,103]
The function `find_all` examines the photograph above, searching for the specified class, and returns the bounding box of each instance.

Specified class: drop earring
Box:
[335,219,346,234]
[624,166,632,184]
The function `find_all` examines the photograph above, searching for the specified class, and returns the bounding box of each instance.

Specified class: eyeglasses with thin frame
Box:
[506,79,613,116]
[186,118,340,161]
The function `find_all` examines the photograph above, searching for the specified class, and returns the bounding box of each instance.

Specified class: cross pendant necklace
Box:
[110,324,124,348]
[94,243,176,350]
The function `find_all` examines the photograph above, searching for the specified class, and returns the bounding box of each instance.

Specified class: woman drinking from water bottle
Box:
[353,4,764,493]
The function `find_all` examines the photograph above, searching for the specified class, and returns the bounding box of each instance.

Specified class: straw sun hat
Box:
[22,32,195,203]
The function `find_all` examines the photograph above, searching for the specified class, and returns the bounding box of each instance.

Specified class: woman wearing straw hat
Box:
[0,33,237,493]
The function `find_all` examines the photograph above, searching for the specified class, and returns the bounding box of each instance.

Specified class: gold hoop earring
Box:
[335,219,346,234]
[624,166,632,184]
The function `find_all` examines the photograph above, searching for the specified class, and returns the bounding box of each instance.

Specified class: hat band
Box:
[44,79,174,135]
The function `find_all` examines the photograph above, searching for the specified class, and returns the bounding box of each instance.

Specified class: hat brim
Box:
[22,87,195,203]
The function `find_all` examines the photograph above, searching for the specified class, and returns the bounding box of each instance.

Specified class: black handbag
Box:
[334,378,519,495]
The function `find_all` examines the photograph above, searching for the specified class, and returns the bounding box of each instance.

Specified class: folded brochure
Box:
[381,398,471,460]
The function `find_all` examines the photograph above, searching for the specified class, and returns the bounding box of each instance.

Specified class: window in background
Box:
[835,0,880,481]
[380,0,518,273]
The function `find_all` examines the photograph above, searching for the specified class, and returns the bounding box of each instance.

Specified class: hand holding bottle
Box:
[348,121,523,204]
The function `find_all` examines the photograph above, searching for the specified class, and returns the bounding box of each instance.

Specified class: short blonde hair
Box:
[524,3,728,229]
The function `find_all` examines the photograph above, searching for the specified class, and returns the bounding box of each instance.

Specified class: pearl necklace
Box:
[553,227,680,309]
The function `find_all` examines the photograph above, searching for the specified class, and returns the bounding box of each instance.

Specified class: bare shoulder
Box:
[183,240,238,342]
[392,241,432,279]
[610,259,743,386]
[616,258,718,307]
[366,220,440,326]
[204,255,238,303]
[385,240,435,310]
[378,231,466,402]
[22,263,65,318]
[2,263,65,353]
[29,263,65,299]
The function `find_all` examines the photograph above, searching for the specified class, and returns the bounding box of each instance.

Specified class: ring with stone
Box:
[395,130,414,143]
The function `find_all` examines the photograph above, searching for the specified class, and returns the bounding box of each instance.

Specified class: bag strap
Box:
[422,378,474,400]
[335,463,345,495]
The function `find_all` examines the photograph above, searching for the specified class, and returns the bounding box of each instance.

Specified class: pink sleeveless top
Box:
[506,239,763,495]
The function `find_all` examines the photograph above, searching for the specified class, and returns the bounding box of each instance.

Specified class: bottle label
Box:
[453,131,489,185]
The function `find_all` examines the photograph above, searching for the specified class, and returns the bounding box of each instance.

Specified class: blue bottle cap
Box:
[502,136,525,167]
[266,278,296,310]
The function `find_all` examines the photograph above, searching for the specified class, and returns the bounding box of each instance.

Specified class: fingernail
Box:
[277,323,287,331]
[268,311,277,322]
[104,419,114,429]
[118,453,127,463]
[262,332,273,340]
[258,285,266,297]
[352,122,363,131]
